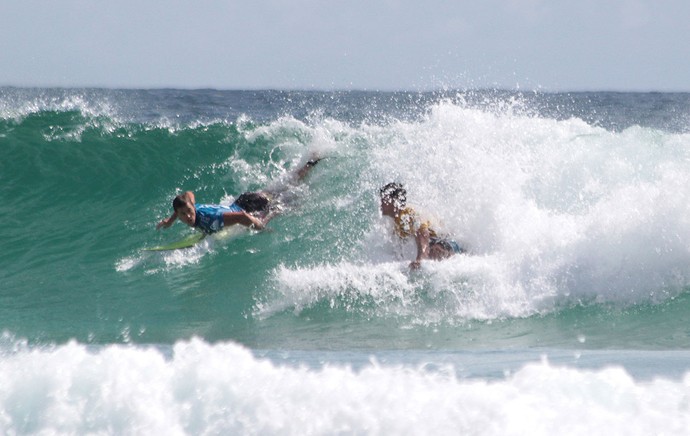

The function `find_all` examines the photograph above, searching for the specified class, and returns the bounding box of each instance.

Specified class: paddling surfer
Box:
[157,158,321,234]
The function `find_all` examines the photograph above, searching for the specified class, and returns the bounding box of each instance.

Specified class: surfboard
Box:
[143,225,247,252]
[143,232,206,251]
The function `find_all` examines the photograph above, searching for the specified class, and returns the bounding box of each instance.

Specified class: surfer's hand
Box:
[250,222,265,230]
[156,217,173,230]
[247,213,266,230]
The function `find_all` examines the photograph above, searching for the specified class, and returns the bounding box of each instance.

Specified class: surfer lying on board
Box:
[156,158,321,234]
[380,182,464,269]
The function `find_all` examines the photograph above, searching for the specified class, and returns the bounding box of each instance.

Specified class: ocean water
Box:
[2,87,690,434]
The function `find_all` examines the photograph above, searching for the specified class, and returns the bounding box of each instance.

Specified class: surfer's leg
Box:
[261,156,322,206]
[295,157,321,181]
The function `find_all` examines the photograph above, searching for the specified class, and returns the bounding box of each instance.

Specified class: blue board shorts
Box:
[194,203,244,233]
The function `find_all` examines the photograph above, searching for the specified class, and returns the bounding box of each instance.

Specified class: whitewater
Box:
[2,88,690,434]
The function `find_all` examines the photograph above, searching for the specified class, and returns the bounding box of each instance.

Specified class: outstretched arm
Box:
[157,213,177,230]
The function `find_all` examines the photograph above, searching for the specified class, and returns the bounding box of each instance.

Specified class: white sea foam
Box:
[256,261,416,319]
[266,100,690,319]
[1,337,689,435]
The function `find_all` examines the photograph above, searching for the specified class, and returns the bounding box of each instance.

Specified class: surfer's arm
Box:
[178,191,195,203]
[157,213,177,230]
[222,211,266,230]
[410,226,432,270]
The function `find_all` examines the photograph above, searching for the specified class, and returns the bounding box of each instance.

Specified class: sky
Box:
[1,0,689,91]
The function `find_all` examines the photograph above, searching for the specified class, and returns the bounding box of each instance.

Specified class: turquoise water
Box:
[3,88,690,434]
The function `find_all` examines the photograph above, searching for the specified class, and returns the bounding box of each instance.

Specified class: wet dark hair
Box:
[172,195,187,211]
[379,182,407,207]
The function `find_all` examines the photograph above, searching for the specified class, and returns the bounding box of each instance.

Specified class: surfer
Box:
[157,158,321,234]
[379,182,464,269]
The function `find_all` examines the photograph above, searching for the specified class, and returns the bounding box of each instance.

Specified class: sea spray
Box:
[264,99,690,322]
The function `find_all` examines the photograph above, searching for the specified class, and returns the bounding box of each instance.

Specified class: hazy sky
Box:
[2,0,689,91]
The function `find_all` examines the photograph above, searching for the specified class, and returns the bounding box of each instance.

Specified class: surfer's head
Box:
[173,194,196,227]
[380,182,406,215]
